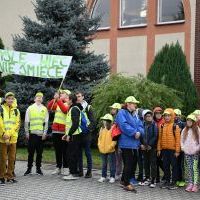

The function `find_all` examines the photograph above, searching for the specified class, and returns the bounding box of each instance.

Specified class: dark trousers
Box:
[78,134,92,172]
[52,133,69,169]
[101,152,116,178]
[177,152,184,181]
[142,149,157,179]
[121,149,138,186]
[68,134,82,175]
[156,154,164,180]
[27,134,44,169]
[137,149,143,179]
[162,149,178,183]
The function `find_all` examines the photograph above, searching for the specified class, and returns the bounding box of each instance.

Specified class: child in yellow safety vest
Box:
[0,92,20,185]
[24,92,49,176]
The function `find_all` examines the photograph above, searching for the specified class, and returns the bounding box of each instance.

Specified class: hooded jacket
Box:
[157,108,181,153]
[115,108,144,149]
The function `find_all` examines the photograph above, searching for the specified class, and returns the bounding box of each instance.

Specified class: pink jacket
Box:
[181,128,200,155]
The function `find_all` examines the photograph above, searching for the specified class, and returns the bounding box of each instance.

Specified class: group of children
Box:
[97,96,200,193]
[0,90,200,194]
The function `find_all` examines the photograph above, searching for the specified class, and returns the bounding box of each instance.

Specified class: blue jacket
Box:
[115,109,144,149]
[141,122,158,148]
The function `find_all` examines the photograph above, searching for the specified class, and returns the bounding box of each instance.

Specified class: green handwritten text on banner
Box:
[0,49,72,79]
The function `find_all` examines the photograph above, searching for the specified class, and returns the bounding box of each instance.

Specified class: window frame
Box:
[157,0,185,25]
[91,0,111,31]
[119,0,148,29]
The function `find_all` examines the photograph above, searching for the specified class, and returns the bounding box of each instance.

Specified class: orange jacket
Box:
[157,108,181,153]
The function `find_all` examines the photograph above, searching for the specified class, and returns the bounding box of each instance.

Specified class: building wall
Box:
[0,0,36,48]
[87,0,194,79]
[194,0,200,93]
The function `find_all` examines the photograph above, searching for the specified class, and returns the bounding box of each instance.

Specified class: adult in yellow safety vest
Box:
[47,89,71,176]
[0,92,20,185]
[62,94,83,181]
[24,92,49,176]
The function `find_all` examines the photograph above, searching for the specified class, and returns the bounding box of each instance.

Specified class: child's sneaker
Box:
[149,179,156,188]
[143,178,151,186]
[168,182,178,190]
[192,185,199,193]
[51,168,61,175]
[109,177,115,184]
[185,184,193,192]
[179,181,186,187]
[7,179,18,184]
[62,168,70,176]
[160,181,170,189]
[98,177,106,183]
[130,178,138,186]
[0,178,5,186]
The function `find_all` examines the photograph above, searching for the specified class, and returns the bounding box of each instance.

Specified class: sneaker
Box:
[7,179,18,184]
[85,171,92,178]
[185,184,193,192]
[36,168,44,176]
[109,177,115,184]
[149,183,156,188]
[24,168,32,176]
[51,168,61,175]
[138,181,145,186]
[192,185,199,193]
[130,178,138,186]
[143,178,151,186]
[160,181,170,189]
[62,168,70,176]
[115,175,121,181]
[0,178,5,186]
[98,177,106,183]
[179,181,186,187]
[168,182,178,190]
[63,174,79,180]
[124,184,137,193]
[79,171,84,177]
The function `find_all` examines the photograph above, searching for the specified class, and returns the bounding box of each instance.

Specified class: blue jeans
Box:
[78,135,92,172]
[101,153,116,178]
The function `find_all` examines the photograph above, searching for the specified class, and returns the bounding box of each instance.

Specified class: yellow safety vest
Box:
[29,104,47,131]
[0,104,20,144]
[65,106,82,136]
[53,103,68,125]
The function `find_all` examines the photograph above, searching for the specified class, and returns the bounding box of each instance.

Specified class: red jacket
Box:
[47,99,69,132]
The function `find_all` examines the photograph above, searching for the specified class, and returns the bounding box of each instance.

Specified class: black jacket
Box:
[68,103,83,136]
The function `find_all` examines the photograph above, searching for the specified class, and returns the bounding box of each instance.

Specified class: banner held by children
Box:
[0,49,72,79]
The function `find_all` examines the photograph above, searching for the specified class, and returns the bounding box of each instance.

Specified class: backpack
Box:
[80,111,90,134]
[111,123,122,141]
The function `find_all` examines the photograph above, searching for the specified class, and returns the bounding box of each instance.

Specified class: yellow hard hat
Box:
[101,114,113,122]
[193,110,200,116]
[109,103,122,110]
[35,92,43,97]
[174,109,182,116]
[5,92,15,98]
[125,96,140,104]
[187,114,196,122]
[60,89,71,95]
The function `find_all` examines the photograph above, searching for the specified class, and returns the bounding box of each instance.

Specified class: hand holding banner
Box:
[0,49,72,79]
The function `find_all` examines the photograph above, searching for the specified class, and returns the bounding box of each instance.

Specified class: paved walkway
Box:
[0,161,199,200]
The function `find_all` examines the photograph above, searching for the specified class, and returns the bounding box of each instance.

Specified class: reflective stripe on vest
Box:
[53,103,68,125]
[29,104,47,131]
[2,106,18,132]
[65,106,82,136]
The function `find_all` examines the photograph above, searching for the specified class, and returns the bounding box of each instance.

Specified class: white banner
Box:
[0,49,72,79]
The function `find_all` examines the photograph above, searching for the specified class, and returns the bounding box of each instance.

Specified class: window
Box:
[120,0,147,27]
[91,0,110,29]
[158,0,185,23]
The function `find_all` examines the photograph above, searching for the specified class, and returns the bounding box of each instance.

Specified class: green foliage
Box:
[147,42,198,114]
[92,74,183,120]
[6,0,109,107]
